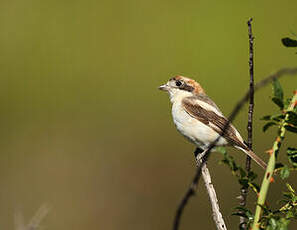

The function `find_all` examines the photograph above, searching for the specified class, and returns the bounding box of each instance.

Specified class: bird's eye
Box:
[175,80,182,87]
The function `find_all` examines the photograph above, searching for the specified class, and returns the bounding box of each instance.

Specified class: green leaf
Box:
[232,207,253,219]
[272,114,285,121]
[286,183,295,194]
[248,171,257,180]
[263,122,277,132]
[239,178,249,188]
[268,218,277,230]
[282,37,297,47]
[287,147,297,167]
[216,146,226,154]
[284,125,297,133]
[286,111,297,126]
[260,114,284,121]
[261,115,273,121]
[280,165,290,179]
[250,182,260,193]
[284,98,292,109]
[272,97,284,109]
[275,162,284,169]
[273,79,284,101]
[278,218,290,230]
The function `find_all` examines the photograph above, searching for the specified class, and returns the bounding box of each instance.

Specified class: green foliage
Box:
[252,81,297,230]
[232,207,254,229]
[259,184,297,230]
[280,165,290,180]
[262,121,277,132]
[282,35,297,54]
[261,79,297,133]
[281,37,297,47]
[217,145,259,229]
[218,80,297,230]
[287,148,297,167]
[217,146,260,193]
[272,79,284,109]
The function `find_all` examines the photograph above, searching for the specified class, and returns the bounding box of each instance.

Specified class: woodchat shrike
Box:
[159,76,267,169]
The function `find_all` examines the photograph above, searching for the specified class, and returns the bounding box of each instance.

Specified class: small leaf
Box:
[272,79,284,103]
[239,168,246,177]
[280,165,290,179]
[284,98,292,109]
[284,125,297,133]
[232,212,247,218]
[271,114,285,121]
[272,97,284,109]
[278,218,290,230]
[216,146,226,154]
[268,218,277,229]
[282,37,297,47]
[260,114,284,121]
[261,115,273,121]
[232,207,253,219]
[286,183,295,194]
[287,147,297,167]
[250,182,260,193]
[263,122,277,132]
[275,162,284,169]
[248,171,257,180]
[286,111,297,126]
[239,178,249,188]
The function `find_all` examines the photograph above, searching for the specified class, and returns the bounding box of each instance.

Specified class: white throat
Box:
[168,89,192,104]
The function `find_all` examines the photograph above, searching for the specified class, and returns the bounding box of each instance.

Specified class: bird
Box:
[159,75,267,169]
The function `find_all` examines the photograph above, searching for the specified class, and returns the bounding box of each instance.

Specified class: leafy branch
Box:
[252,82,297,230]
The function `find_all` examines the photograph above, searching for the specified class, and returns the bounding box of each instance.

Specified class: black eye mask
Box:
[175,80,182,86]
[179,83,195,92]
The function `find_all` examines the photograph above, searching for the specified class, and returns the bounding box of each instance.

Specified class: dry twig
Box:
[14,204,50,230]
[195,149,227,230]
[238,17,254,228]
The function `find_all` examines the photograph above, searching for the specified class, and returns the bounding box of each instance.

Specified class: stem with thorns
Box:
[252,92,297,230]
[239,18,254,228]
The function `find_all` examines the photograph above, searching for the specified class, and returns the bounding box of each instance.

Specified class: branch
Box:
[239,17,254,228]
[14,204,50,230]
[246,17,254,177]
[172,67,297,230]
[195,149,227,230]
[252,92,297,230]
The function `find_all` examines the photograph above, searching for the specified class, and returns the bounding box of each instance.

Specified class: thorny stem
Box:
[172,67,297,230]
[252,92,297,230]
[239,18,254,229]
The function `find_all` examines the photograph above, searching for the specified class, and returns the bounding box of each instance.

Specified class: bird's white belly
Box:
[172,103,227,149]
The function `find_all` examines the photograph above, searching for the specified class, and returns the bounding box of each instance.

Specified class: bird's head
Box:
[159,76,205,100]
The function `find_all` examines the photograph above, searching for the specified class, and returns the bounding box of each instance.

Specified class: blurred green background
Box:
[0,0,296,229]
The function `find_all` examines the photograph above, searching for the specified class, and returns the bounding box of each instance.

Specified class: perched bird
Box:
[159,76,267,169]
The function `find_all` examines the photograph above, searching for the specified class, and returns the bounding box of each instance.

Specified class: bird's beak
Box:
[158,84,169,91]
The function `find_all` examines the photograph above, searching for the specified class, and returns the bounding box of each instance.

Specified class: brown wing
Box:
[182,97,249,151]
[192,94,222,113]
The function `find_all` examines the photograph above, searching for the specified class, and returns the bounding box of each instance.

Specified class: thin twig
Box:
[239,18,254,228]
[195,149,227,230]
[14,204,50,230]
[172,67,297,230]
[246,18,254,179]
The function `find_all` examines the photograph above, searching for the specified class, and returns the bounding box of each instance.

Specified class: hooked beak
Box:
[158,84,169,91]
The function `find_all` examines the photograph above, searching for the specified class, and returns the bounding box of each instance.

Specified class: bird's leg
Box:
[194,147,207,167]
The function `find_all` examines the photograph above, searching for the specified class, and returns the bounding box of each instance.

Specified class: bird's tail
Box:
[236,147,267,170]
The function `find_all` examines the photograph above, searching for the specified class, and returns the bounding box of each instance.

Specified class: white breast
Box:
[171,101,228,150]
